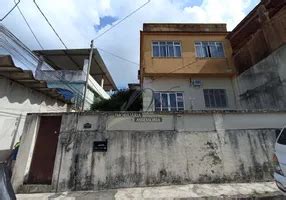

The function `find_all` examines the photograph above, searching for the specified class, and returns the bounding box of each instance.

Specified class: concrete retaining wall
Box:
[234,44,286,109]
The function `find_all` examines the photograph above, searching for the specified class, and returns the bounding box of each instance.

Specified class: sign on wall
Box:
[93,140,108,152]
[114,113,142,117]
[134,117,162,123]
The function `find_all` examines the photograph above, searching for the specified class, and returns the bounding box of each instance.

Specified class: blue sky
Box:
[94,16,118,31]
[179,0,203,7]
[1,0,260,89]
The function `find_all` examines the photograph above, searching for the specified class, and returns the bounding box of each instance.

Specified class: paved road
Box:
[17,182,286,199]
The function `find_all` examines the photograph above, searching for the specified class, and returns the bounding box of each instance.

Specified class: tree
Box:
[91,89,142,111]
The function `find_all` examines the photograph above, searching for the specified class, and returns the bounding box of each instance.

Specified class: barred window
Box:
[152,41,181,58]
[203,89,227,108]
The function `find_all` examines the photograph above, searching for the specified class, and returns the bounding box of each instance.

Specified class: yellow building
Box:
[139,23,237,111]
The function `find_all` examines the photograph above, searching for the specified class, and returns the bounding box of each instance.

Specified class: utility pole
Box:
[81,40,94,111]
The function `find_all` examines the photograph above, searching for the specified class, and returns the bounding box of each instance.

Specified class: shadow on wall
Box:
[0,78,64,107]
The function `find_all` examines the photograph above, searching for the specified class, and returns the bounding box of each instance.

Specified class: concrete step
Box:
[16,182,285,200]
[17,184,53,193]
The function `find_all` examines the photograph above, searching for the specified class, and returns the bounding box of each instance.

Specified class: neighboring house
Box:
[0,25,117,111]
[0,55,70,161]
[140,23,236,111]
[0,24,117,160]
[34,49,117,110]
[227,0,286,109]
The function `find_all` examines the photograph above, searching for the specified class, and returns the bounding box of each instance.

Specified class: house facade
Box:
[0,25,117,111]
[140,23,237,111]
[0,24,117,161]
[0,55,70,161]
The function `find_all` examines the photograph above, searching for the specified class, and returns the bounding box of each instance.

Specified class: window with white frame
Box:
[203,89,227,108]
[154,92,184,111]
[152,41,181,58]
[195,41,224,58]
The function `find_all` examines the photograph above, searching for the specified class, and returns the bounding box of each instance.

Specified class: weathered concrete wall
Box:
[52,111,283,192]
[234,44,286,109]
[35,70,85,82]
[0,76,68,155]
[14,111,285,193]
[55,129,275,192]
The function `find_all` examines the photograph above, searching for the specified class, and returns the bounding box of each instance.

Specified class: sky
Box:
[1,0,260,88]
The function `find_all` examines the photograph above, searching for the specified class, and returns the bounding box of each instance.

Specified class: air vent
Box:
[191,79,202,87]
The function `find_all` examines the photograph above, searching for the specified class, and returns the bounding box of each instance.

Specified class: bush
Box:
[91,89,142,111]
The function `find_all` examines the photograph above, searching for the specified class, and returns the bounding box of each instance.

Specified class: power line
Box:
[0,43,90,109]
[0,39,36,71]
[92,0,151,41]
[2,27,103,108]
[168,59,199,74]
[33,0,68,49]
[14,0,44,50]
[0,25,40,63]
[30,1,97,107]
[31,0,137,67]
[97,47,139,66]
[0,0,20,21]
[32,0,141,77]
[1,24,90,110]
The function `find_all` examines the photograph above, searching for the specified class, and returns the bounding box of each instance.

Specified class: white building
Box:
[0,55,70,161]
[0,25,117,160]
[34,49,117,110]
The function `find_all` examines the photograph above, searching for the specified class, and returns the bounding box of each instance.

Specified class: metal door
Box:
[27,116,62,184]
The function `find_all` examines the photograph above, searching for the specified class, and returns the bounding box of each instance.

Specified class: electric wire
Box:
[4,1,136,108]
[92,0,151,41]
[0,0,20,21]
[33,0,68,49]
[2,24,133,108]
[0,25,41,64]
[168,59,199,74]
[1,25,94,109]
[30,1,106,106]
[97,47,139,66]
[0,45,86,111]
[0,40,36,71]
[14,0,44,50]
[31,0,141,80]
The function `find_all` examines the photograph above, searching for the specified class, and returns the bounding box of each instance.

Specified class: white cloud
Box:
[184,0,259,29]
[1,0,259,88]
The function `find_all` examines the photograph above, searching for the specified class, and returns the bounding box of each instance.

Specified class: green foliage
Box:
[91,89,142,111]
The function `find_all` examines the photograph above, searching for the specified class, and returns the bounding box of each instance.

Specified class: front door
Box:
[27,116,62,184]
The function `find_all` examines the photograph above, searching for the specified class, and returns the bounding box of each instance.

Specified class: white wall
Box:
[84,74,111,110]
[143,77,237,111]
[0,77,68,154]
